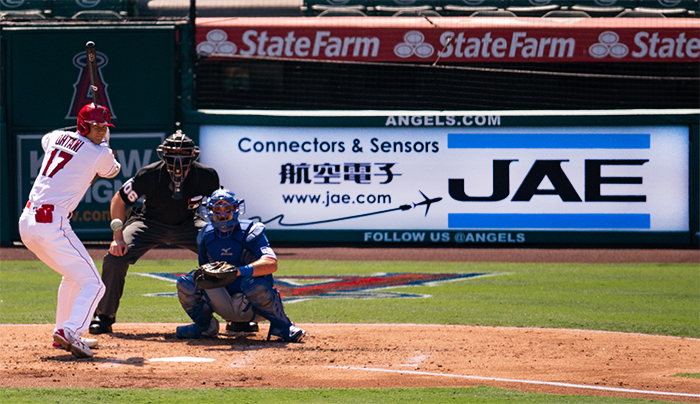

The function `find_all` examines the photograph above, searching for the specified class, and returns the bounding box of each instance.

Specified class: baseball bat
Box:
[85,41,99,105]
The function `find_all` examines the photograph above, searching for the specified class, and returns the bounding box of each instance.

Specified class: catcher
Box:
[175,188,305,343]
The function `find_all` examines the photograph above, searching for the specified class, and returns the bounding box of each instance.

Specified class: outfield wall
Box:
[1,20,698,247]
[8,108,698,247]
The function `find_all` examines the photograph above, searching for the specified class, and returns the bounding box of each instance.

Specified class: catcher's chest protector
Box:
[204,222,261,267]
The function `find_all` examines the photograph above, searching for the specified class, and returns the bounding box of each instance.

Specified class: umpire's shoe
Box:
[226,322,259,333]
[89,315,113,335]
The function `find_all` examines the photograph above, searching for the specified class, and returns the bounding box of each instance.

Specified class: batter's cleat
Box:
[53,337,97,349]
[70,338,94,358]
[53,329,94,358]
[226,322,259,333]
[268,324,306,343]
[176,317,219,339]
[88,315,113,335]
[52,329,71,350]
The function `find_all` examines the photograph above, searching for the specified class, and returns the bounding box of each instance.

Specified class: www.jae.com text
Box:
[282,192,391,207]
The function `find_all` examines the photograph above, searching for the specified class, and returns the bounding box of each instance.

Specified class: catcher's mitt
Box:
[194,261,239,289]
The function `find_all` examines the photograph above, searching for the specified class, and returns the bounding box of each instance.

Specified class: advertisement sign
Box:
[17,133,165,236]
[196,17,700,63]
[200,121,689,244]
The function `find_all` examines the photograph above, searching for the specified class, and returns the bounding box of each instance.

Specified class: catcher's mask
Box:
[205,188,245,237]
[156,130,200,199]
[77,103,114,137]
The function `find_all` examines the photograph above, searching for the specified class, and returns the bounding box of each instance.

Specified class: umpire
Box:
[89,130,220,334]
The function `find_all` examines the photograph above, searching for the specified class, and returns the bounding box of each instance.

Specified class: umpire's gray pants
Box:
[96,217,206,320]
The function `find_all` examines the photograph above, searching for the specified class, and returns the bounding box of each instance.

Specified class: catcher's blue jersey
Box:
[197,220,276,293]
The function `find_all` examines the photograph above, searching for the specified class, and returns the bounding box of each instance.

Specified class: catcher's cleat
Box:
[176,317,219,339]
[88,315,113,335]
[286,325,306,343]
[226,322,259,333]
[268,324,306,343]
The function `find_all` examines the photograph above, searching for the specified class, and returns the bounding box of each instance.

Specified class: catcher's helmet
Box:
[77,103,114,136]
[204,188,245,236]
[156,130,200,191]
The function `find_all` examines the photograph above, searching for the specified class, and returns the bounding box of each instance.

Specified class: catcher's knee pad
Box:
[241,277,275,310]
[241,277,291,330]
[177,271,213,328]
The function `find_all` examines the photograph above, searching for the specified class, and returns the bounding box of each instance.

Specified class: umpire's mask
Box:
[157,130,200,199]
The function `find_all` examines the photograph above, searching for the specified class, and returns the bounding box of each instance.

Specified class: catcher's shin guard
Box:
[240,277,294,340]
[177,271,214,330]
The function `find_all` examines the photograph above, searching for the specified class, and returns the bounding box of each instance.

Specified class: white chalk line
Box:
[329,366,700,398]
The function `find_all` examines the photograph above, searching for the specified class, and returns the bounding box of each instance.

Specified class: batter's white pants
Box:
[19,205,105,337]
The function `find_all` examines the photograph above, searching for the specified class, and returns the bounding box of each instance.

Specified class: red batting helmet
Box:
[77,103,114,136]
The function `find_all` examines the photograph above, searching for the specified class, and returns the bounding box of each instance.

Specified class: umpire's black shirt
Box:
[118,161,220,226]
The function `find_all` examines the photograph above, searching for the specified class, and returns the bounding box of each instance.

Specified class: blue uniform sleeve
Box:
[197,225,210,266]
[246,222,276,261]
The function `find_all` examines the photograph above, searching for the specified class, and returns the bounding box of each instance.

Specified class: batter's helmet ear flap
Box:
[77,120,90,136]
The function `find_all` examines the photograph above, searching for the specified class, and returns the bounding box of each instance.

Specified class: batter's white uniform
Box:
[19,129,120,338]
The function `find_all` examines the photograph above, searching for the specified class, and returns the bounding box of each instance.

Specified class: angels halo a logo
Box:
[140,272,494,301]
[65,51,116,120]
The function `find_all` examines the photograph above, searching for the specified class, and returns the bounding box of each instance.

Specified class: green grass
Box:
[1,259,697,338]
[0,386,685,404]
[672,373,700,379]
[0,258,697,404]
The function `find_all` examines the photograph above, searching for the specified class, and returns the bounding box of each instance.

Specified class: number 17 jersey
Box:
[28,130,121,213]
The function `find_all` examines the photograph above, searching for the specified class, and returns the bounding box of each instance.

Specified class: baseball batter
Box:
[18,103,121,358]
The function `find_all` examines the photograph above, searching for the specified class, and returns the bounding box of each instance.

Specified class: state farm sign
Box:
[196,17,700,63]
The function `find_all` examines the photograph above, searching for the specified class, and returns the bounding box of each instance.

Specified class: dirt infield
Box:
[1,324,698,402]
[2,246,699,401]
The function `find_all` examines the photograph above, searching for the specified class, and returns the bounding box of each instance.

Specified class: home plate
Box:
[149,357,216,363]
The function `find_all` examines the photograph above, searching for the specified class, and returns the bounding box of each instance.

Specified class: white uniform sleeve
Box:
[95,147,121,179]
[41,132,54,152]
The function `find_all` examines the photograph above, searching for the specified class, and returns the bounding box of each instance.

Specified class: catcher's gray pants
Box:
[206,288,263,323]
[96,216,206,321]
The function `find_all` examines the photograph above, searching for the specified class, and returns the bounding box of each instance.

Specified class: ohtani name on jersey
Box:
[55,133,85,153]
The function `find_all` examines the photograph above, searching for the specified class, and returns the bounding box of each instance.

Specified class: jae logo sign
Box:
[445,128,689,231]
